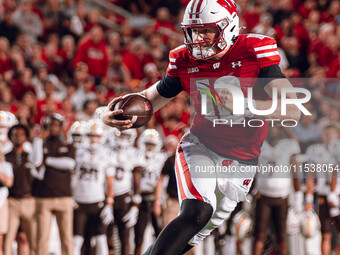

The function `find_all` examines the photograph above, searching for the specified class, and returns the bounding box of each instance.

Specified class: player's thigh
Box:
[114,193,130,220]
[254,195,272,239]
[114,195,131,243]
[271,197,288,242]
[215,161,255,203]
[318,196,332,234]
[134,200,148,245]
[89,202,107,236]
[176,132,217,210]
[334,215,340,233]
[74,204,88,237]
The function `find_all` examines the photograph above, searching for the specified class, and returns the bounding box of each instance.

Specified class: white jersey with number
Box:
[112,147,143,196]
[140,152,168,194]
[72,147,115,203]
[256,139,300,198]
[306,143,338,196]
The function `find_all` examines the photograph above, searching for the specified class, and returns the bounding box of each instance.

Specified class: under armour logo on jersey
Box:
[243,179,251,186]
[188,67,200,74]
[231,61,242,68]
[213,62,220,69]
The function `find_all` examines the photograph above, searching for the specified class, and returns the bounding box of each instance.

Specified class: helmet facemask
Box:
[117,134,132,150]
[87,134,103,151]
[145,142,158,158]
[71,134,85,148]
[86,120,106,151]
[182,19,230,60]
[68,121,88,149]
[115,130,137,150]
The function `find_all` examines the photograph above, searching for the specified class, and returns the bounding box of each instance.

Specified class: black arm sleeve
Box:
[259,64,286,79]
[156,74,183,98]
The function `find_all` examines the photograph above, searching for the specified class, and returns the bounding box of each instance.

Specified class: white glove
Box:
[122,206,139,228]
[327,192,339,207]
[100,205,114,226]
[30,165,46,180]
[294,191,304,213]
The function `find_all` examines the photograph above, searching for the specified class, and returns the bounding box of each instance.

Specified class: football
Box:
[112,94,153,128]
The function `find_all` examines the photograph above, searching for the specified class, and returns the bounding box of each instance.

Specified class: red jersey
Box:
[73,39,109,78]
[166,34,281,160]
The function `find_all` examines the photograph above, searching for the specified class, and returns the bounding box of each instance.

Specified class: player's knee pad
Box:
[180,199,213,230]
[74,235,84,255]
[95,235,109,255]
[211,210,231,229]
[188,200,235,246]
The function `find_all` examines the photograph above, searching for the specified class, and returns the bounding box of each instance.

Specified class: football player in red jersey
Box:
[102,0,302,254]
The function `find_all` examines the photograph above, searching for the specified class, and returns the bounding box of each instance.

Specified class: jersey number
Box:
[79,167,98,181]
[115,166,124,181]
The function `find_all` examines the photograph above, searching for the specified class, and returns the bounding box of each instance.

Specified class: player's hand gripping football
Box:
[101,97,133,131]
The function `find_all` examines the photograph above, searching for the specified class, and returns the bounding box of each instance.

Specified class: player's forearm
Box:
[132,167,142,196]
[331,177,337,192]
[29,138,44,167]
[253,99,301,121]
[290,155,301,191]
[154,175,165,202]
[306,177,314,195]
[140,82,173,112]
[106,176,114,205]
[45,157,76,171]
[0,172,13,187]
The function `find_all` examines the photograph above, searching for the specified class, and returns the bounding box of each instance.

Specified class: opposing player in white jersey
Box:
[108,129,143,255]
[134,129,168,255]
[68,121,88,149]
[0,111,19,154]
[304,124,340,255]
[254,126,301,255]
[72,119,114,255]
